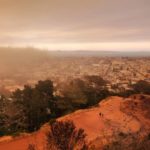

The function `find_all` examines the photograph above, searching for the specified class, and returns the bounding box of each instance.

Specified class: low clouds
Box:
[0,0,150,50]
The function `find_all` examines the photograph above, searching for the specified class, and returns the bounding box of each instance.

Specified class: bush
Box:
[47,120,88,150]
[28,120,89,150]
[103,132,150,150]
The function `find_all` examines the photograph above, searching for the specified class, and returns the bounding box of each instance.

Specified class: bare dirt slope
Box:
[0,95,150,150]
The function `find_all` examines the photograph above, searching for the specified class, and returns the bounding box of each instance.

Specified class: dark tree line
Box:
[114,80,150,97]
[55,75,109,116]
[0,77,150,136]
[0,80,55,135]
[0,76,109,135]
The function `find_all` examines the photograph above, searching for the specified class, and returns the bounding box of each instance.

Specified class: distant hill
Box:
[47,50,150,57]
[0,47,150,58]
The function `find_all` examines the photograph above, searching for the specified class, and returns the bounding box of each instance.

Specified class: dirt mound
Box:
[0,95,150,150]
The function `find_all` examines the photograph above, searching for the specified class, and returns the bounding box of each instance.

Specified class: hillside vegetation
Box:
[0,94,150,150]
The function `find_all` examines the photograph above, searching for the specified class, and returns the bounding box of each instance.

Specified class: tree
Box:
[35,80,54,99]
[59,76,109,110]
[60,78,88,109]
[46,120,88,150]
[0,95,8,136]
[84,75,107,88]
[34,80,55,115]
[11,80,55,132]
[132,80,150,95]
[81,75,109,106]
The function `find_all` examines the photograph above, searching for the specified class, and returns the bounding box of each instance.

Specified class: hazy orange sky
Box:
[0,0,150,51]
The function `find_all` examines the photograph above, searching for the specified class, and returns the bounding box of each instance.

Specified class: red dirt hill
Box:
[0,94,150,150]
